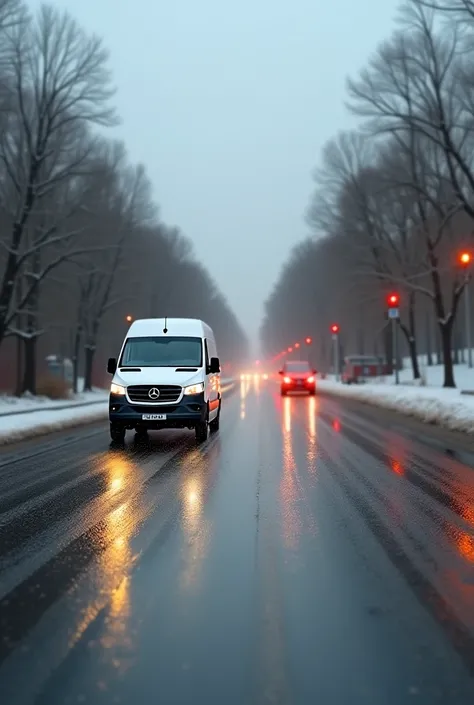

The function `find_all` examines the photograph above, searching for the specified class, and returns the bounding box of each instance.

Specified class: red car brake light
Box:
[283,376,291,383]
[307,376,315,383]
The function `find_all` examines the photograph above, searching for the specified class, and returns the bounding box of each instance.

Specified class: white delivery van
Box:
[107,318,221,443]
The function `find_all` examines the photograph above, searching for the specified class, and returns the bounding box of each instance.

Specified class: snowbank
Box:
[0,380,236,445]
[318,377,474,433]
[0,401,109,445]
[0,389,105,416]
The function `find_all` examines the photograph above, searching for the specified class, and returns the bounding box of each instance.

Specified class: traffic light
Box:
[305,337,312,345]
[387,292,400,308]
[330,324,339,334]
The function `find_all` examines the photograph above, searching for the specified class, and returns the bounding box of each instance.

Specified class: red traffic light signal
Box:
[305,337,312,345]
[330,324,339,334]
[387,292,400,308]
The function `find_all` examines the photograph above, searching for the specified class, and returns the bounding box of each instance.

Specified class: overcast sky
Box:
[31,0,399,346]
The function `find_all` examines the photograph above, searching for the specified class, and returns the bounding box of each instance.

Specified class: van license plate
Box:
[142,414,166,421]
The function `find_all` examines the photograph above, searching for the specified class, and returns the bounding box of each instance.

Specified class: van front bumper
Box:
[109,392,207,430]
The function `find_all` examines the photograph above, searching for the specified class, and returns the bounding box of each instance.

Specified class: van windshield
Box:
[120,336,203,367]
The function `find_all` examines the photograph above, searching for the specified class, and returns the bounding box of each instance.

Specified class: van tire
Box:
[110,424,125,442]
[210,402,220,432]
[195,419,209,444]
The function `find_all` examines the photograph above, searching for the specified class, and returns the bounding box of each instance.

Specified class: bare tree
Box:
[80,152,156,391]
[346,8,474,386]
[416,0,474,22]
[0,3,117,350]
[308,132,425,378]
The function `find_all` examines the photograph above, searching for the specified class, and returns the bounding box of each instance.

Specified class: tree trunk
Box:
[0,168,41,348]
[83,345,95,391]
[453,318,460,365]
[425,310,433,366]
[21,245,41,395]
[15,334,23,396]
[439,321,456,388]
[407,293,420,379]
[436,328,443,365]
[399,324,420,379]
[72,326,82,394]
[22,337,37,395]
[407,335,420,379]
[14,269,24,396]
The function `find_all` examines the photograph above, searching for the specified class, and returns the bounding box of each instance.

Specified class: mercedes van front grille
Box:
[127,385,182,403]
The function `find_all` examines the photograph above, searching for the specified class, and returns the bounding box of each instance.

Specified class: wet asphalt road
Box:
[1,378,474,704]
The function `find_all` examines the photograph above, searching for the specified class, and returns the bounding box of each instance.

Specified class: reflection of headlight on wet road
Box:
[110,477,123,493]
[103,454,136,495]
[308,396,316,438]
[183,477,202,520]
[109,502,128,526]
[283,396,291,433]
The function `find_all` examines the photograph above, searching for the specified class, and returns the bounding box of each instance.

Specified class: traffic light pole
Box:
[465,273,472,369]
[392,318,399,385]
[333,333,339,381]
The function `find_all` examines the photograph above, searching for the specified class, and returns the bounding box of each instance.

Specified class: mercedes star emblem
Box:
[148,387,160,400]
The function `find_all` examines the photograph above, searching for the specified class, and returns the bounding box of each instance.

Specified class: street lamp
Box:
[295,342,300,349]
[125,314,133,323]
[305,337,312,345]
[459,251,472,368]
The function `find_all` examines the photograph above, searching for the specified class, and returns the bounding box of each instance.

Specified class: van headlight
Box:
[110,383,126,395]
[184,382,205,395]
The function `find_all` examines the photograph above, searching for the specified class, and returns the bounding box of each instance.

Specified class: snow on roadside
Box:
[0,379,236,446]
[0,388,106,415]
[317,379,474,433]
[0,401,108,445]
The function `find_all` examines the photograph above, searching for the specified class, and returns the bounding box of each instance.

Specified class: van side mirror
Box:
[107,357,117,374]
[209,357,220,374]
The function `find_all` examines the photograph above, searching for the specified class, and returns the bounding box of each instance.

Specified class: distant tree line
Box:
[0,0,247,395]
[260,0,474,388]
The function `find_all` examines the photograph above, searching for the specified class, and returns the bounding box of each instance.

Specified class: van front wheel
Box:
[110,424,125,443]
[195,419,209,444]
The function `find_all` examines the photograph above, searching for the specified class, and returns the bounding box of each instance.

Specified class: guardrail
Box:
[0,378,236,418]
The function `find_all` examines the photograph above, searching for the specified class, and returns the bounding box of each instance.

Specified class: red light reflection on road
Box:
[332,419,341,433]
[280,395,302,548]
[456,532,474,563]
[391,460,404,476]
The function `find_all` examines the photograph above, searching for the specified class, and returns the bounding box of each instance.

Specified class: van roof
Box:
[126,318,214,338]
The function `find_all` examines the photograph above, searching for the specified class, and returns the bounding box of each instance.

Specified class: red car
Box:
[279,360,316,395]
